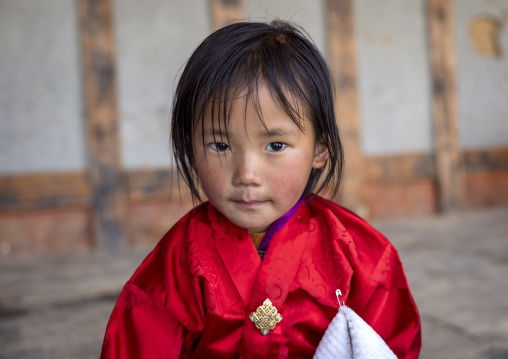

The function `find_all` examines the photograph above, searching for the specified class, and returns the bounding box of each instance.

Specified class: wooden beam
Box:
[463,147,508,173]
[0,172,90,211]
[366,153,436,181]
[427,0,462,212]
[79,0,126,249]
[325,0,365,215]
[1,147,507,212]
[210,0,243,30]
[0,168,187,211]
[126,168,191,202]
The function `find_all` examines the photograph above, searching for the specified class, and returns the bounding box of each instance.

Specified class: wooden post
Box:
[427,0,462,212]
[325,0,365,215]
[79,0,126,248]
[210,0,243,30]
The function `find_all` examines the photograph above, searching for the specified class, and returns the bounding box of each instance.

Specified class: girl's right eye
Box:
[210,142,230,152]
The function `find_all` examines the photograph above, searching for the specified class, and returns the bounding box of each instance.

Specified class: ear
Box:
[312,142,329,169]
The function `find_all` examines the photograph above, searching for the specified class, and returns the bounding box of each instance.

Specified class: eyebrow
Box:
[261,127,298,137]
[202,128,227,137]
[201,126,299,138]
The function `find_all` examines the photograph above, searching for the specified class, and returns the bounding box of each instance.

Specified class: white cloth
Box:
[314,305,397,359]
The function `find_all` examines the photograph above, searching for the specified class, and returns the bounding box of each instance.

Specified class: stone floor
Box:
[1,206,507,358]
[373,207,508,359]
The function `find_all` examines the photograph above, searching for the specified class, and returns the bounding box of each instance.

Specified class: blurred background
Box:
[0,0,507,358]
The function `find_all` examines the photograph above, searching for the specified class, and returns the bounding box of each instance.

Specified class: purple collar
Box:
[257,199,304,251]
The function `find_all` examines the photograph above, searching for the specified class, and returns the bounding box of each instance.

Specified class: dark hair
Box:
[171,20,343,203]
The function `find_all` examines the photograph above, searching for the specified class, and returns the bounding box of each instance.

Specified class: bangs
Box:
[192,31,315,144]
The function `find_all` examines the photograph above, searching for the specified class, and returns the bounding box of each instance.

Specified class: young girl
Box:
[101,20,421,358]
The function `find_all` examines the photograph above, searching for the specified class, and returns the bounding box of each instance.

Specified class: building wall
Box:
[0,0,507,257]
[114,0,211,169]
[243,0,326,54]
[455,0,508,149]
[3,1,507,174]
[0,0,85,173]
[355,0,433,155]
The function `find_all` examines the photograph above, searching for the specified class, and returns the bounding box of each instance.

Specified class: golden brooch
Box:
[249,298,283,335]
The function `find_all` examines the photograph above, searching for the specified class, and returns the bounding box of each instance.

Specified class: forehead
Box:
[195,84,310,135]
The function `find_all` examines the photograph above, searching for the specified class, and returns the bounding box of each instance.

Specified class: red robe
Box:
[101,196,421,358]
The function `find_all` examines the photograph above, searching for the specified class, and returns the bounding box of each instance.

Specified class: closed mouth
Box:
[233,200,266,209]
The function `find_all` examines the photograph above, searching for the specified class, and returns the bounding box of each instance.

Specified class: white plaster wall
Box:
[0,0,85,174]
[5,1,505,177]
[113,0,211,169]
[243,0,326,55]
[355,0,433,155]
[455,0,508,149]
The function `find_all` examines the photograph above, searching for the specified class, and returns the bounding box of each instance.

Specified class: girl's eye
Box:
[210,142,230,152]
[266,142,286,152]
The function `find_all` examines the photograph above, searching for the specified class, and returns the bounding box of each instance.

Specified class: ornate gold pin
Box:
[249,298,283,335]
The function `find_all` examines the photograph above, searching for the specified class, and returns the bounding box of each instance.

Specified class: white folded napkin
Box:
[314,304,397,359]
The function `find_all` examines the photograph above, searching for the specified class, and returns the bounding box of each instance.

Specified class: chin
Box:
[232,218,270,232]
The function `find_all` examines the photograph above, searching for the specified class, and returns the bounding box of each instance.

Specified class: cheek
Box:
[272,176,301,196]
[195,162,224,195]
[269,156,312,195]
[202,172,222,190]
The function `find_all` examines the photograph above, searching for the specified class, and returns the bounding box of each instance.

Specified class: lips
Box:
[233,200,266,210]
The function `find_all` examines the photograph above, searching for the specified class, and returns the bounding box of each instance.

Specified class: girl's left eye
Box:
[265,142,286,152]
[210,142,230,152]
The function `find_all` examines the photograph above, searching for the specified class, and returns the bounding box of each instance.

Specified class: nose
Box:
[232,152,262,187]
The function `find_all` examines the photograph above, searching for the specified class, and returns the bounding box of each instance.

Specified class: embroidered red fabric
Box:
[100,196,421,358]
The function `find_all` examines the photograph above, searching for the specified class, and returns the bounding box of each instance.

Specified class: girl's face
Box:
[193,85,328,232]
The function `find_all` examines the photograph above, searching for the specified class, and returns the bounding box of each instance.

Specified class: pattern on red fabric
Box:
[100,196,421,359]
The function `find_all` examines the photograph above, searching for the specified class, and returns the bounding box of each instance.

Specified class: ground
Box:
[1,206,507,358]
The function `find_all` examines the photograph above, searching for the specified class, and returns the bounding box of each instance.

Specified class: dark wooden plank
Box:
[366,153,436,181]
[427,0,463,212]
[126,168,191,202]
[325,0,365,214]
[0,172,91,211]
[463,147,508,173]
[0,168,190,211]
[79,0,126,249]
